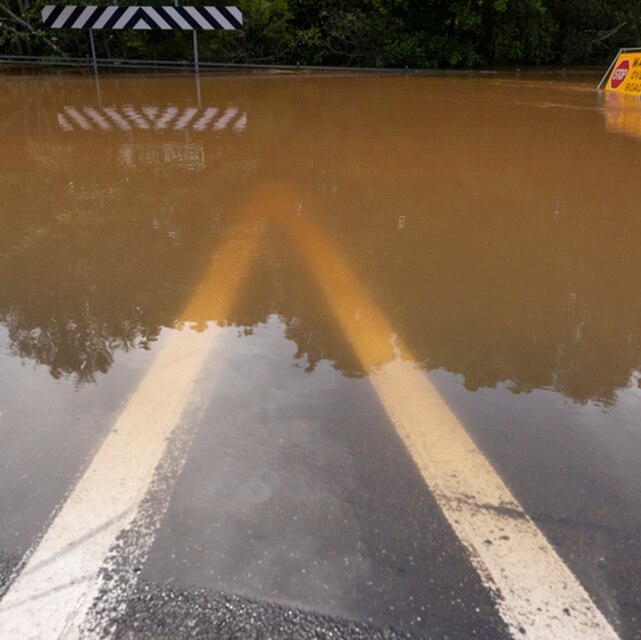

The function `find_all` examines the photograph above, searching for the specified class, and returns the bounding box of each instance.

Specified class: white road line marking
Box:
[0,216,258,639]
[283,201,621,640]
[79,363,219,638]
[0,328,220,639]
[371,361,620,640]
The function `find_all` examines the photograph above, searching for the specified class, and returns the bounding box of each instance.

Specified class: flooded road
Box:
[0,70,640,639]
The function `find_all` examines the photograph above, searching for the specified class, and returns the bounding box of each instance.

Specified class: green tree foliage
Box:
[1,0,640,67]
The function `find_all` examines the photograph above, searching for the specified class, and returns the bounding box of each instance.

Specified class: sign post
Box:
[193,30,199,73]
[41,5,242,72]
[88,28,98,74]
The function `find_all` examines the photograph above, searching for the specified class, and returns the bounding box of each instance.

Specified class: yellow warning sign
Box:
[604,50,641,96]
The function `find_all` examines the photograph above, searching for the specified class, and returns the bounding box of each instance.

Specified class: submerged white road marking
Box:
[0,328,219,639]
[371,362,619,640]
[0,220,258,639]
[283,199,620,640]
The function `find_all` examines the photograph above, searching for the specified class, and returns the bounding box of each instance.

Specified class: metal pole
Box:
[94,68,102,107]
[193,29,199,73]
[597,48,621,91]
[88,28,98,75]
[195,66,202,108]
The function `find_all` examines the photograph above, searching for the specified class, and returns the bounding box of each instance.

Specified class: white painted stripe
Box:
[370,362,620,640]
[185,7,210,30]
[142,6,171,30]
[63,106,91,131]
[78,368,219,638]
[164,7,191,30]
[113,7,138,30]
[83,107,111,131]
[174,107,198,130]
[103,107,132,131]
[71,6,96,29]
[41,5,55,22]
[57,112,73,132]
[193,107,219,131]
[153,105,179,130]
[227,6,242,25]
[142,106,159,121]
[123,106,150,129]
[213,106,239,131]
[92,6,117,30]
[132,18,151,30]
[0,329,221,639]
[232,112,247,132]
[51,6,75,29]
[205,7,233,30]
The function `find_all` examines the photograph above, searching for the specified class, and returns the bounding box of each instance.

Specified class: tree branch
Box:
[0,3,65,54]
[591,21,627,45]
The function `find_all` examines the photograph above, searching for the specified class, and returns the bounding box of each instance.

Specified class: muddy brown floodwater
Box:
[0,71,640,640]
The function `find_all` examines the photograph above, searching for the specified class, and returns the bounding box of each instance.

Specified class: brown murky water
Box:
[1,71,641,638]
[1,72,640,402]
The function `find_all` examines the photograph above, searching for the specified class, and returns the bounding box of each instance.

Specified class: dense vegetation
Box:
[1,0,641,67]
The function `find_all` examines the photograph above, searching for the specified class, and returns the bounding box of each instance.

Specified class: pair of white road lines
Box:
[0,190,621,639]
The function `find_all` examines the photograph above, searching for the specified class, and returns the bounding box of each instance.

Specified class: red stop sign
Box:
[611,59,630,89]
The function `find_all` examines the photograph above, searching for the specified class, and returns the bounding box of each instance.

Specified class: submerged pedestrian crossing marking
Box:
[0,183,622,639]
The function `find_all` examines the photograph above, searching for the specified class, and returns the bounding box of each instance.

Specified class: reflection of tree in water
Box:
[2,195,641,402]
[3,305,158,385]
[2,178,641,403]
[0,171,236,387]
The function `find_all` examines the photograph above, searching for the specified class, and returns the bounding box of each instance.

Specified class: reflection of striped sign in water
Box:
[57,105,247,133]
[41,5,242,30]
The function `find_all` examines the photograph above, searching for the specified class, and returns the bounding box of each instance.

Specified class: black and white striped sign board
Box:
[41,5,242,30]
